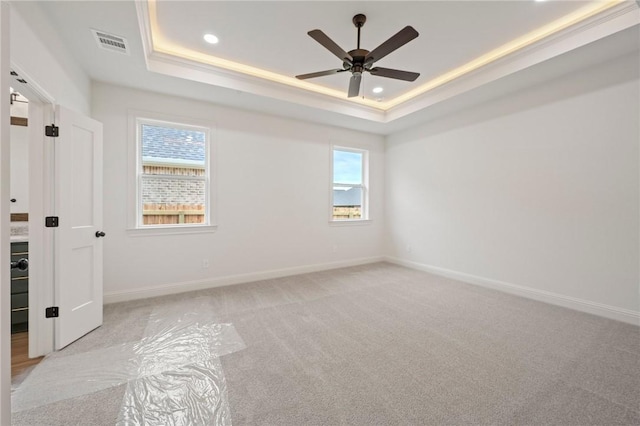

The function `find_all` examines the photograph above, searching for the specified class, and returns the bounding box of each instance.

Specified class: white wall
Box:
[9,99,28,213]
[386,52,639,319]
[9,2,91,114]
[9,124,28,213]
[92,83,385,300]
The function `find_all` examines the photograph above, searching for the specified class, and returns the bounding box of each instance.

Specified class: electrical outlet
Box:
[332,244,338,253]
[406,245,412,253]
[202,259,210,268]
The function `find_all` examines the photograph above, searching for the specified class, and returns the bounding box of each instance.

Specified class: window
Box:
[136,119,210,228]
[332,147,368,221]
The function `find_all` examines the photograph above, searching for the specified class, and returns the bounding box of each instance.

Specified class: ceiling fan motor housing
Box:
[348,49,370,73]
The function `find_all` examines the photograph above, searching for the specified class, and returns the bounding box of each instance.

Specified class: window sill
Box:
[329,219,372,226]
[127,224,218,237]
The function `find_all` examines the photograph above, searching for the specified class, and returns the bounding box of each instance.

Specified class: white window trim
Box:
[330,145,370,224]
[127,110,217,235]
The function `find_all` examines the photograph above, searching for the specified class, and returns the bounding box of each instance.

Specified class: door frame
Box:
[9,63,57,357]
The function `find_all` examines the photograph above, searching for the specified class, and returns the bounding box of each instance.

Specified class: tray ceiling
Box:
[30,1,640,129]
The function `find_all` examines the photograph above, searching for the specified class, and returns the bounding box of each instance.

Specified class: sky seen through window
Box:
[333,150,362,185]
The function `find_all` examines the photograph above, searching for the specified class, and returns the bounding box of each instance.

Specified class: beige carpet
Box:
[12,262,640,425]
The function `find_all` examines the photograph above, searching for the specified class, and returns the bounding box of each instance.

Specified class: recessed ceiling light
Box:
[372,87,384,94]
[535,0,546,2]
[203,34,219,44]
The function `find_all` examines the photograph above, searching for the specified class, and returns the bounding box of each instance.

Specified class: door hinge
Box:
[45,216,59,227]
[45,124,59,137]
[45,306,59,318]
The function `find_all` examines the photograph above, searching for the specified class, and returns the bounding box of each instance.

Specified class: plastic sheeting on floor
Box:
[117,358,231,426]
[12,297,245,425]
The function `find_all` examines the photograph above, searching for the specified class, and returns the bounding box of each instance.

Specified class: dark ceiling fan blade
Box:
[348,74,362,98]
[308,30,353,63]
[296,69,347,80]
[364,26,419,65]
[368,67,420,81]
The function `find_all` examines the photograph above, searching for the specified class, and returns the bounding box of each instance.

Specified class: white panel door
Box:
[54,106,104,350]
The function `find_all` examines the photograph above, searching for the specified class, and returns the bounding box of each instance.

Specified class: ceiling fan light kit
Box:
[296,14,420,98]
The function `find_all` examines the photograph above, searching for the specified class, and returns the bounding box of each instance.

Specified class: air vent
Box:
[92,29,129,55]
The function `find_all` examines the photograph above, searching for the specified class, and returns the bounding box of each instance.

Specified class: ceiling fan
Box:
[296,14,420,98]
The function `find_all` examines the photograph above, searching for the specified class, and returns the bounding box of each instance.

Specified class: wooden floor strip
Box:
[12,332,43,378]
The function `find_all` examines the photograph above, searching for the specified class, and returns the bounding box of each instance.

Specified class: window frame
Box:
[130,114,216,234]
[330,145,369,223]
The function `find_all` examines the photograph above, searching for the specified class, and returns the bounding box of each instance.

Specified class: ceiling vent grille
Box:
[92,29,129,55]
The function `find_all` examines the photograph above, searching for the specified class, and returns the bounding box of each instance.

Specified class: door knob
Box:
[95,231,106,238]
[11,258,28,271]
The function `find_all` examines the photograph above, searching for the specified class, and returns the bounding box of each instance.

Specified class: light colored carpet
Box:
[12,262,640,425]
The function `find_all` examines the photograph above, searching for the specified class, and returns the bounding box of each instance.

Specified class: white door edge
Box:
[27,99,55,357]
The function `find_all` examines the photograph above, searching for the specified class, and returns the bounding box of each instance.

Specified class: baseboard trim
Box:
[385,257,640,326]
[104,256,385,304]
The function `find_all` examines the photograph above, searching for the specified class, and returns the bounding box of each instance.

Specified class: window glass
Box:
[332,186,363,220]
[138,121,208,226]
[332,148,367,221]
[333,150,363,184]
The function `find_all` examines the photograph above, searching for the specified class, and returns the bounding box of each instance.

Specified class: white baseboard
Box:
[385,256,640,326]
[104,256,385,304]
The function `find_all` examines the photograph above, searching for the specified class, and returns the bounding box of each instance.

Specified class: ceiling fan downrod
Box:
[353,14,366,50]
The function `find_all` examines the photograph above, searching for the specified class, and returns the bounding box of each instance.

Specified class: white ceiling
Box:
[152,1,584,100]
[27,1,640,134]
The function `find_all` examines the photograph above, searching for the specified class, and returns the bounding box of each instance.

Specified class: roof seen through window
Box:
[141,124,205,165]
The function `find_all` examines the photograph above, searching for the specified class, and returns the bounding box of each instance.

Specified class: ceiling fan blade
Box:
[296,69,346,80]
[308,30,353,64]
[348,74,362,98]
[369,67,420,82]
[364,26,419,65]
